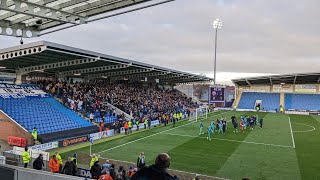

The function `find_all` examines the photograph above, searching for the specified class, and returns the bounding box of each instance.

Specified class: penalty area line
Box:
[96,111,230,154]
[162,133,294,149]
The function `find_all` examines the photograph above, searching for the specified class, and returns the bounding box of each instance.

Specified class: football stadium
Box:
[0,1,319,180]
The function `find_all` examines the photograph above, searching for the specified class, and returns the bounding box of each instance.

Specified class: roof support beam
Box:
[293,75,297,84]
[60,64,129,76]
[90,68,152,79]
[19,58,98,74]
[269,77,273,85]
[0,0,57,22]
[110,72,168,80]
[0,0,87,25]
[0,20,39,37]
[245,79,251,86]
[11,0,90,27]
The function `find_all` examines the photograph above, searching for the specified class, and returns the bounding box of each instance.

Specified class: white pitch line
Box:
[99,156,229,180]
[288,117,296,148]
[292,122,316,133]
[97,111,229,154]
[163,133,294,149]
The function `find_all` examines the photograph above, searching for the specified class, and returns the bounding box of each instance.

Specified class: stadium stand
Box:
[238,92,280,111]
[0,96,98,143]
[285,93,320,111]
[40,81,197,123]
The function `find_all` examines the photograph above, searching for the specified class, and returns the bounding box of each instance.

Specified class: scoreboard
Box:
[209,86,225,103]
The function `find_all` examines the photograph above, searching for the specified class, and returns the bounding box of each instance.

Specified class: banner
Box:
[0,93,50,99]
[0,83,38,90]
[58,135,88,148]
[88,129,115,141]
[30,141,58,151]
[0,83,48,99]
[77,168,92,178]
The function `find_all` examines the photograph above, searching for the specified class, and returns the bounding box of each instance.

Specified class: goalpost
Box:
[188,106,209,122]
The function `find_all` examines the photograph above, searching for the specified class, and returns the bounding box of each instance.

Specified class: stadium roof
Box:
[232,73,320,86]
[0,0,173,38]
[0,41,213,84]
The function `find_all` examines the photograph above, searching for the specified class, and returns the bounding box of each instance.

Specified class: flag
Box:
[89,138,94,145]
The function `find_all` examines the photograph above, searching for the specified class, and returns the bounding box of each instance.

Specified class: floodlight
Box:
[213,19,223,29]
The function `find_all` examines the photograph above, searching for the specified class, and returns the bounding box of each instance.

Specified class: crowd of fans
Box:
[38,80,199,126]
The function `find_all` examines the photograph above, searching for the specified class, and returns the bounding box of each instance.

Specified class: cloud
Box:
[0,0,319,83]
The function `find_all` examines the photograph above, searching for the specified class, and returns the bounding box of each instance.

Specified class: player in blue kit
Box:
[207,125,213,141]
[199,121,204,135]
[210,120,215,134]
[218,121,223,134]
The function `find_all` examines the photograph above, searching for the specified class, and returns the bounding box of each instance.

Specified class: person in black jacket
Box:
[109,164,117,180]
[131,153,179,180]
[137,152,146,169]
[62,157,76,175]
[90,161,102,180]
[33,154,44,170]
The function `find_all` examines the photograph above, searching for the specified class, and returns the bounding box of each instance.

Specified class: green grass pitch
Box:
[59,111,320,180]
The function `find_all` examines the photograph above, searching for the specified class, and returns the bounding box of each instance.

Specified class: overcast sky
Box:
[0,0,319,84]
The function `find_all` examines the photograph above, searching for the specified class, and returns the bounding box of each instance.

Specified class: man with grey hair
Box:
[131,153,178,180]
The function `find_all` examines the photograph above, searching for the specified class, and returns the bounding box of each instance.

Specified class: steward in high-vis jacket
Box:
[90,154,100,168]
[22,147,31,168]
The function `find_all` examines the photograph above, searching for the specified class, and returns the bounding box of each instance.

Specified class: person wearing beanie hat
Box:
[128,166,135,177]
[71,153,77,165]
[193,174,202,180]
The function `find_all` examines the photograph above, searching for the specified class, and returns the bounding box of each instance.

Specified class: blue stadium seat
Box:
[238,92,280,111]
[285,94,320,111]
[0,97,94,135]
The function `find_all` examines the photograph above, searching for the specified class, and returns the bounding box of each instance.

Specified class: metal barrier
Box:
[0,163,84,180]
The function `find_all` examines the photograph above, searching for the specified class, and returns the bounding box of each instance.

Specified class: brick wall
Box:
[0,112,34,146]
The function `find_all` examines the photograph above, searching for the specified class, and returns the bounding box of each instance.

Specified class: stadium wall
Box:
[0,110,33,146]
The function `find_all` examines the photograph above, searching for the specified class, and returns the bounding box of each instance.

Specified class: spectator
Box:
[137,152,146,169]
[131,153,178,180]
[62,157,76,175]
[49,155,60,173]
[33,154,44,170]
[31,127,37,142]
[192,174,201,180]
[55,152,63,173]
[128,166,136,177]
[102,160,111,175]
[98,170,113,180]
[71,153,77,165]
[90,112,94,122]
[110,164,117,180]
[22,147,30,168]
[116,166,127,180]
[71,157,77,176]
[90,161,102,180]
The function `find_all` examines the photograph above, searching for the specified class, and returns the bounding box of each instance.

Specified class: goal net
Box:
[188,106,208,122]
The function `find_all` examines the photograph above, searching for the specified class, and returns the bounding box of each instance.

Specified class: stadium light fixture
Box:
[101,76,108,79]
[280,82,285,85]
[212,18,223,85]
[0,66,6,69]
[34,70,44,72]
[74,73,81,76]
